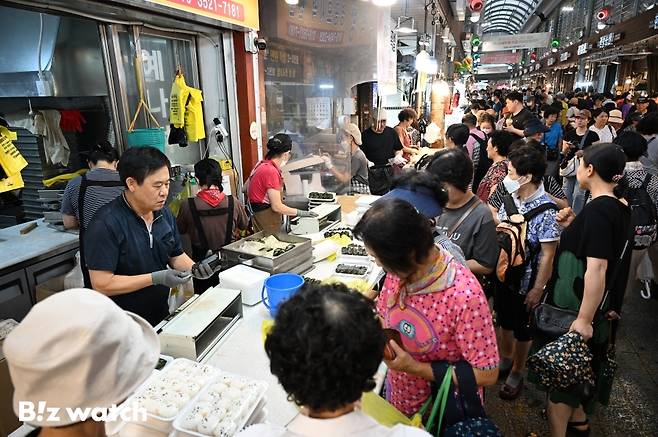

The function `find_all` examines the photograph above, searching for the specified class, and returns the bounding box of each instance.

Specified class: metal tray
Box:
[221,231,312,272]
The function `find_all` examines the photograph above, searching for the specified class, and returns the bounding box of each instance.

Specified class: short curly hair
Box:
[265,283,385,412]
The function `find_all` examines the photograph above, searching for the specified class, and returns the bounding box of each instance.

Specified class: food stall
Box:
[9,194,385,437]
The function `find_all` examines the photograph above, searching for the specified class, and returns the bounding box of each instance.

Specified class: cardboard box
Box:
[35,275,66,302]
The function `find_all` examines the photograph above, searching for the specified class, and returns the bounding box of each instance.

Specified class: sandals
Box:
[567,419,590,436]
[497,365,512,382]
[499,377,524,400]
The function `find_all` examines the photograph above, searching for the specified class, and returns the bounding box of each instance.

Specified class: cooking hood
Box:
[0,5,108,97]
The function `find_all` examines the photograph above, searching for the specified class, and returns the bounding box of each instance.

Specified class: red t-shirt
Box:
[247,160,283,204]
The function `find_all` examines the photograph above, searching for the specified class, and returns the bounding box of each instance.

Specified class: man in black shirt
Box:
[85,147,217,325]
[504,91,537,138]
[359,113,403,194]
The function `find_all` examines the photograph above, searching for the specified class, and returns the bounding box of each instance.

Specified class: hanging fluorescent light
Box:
[318,83,334,89]
[415,49,431,72]
[395,17,416,33]
[285,0,299,4]
[469,12,481,23]
[373,0,397,6]
[561,6,574,11]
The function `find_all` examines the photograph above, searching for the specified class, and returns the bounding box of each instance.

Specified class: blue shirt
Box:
[84,194,184,325]
[498,186,561,294]
[544,122,563,151]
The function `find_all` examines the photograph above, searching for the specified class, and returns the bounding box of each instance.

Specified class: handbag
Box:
[368,165,394,195]
[414,364,454,436]
[443,362,502,437]
[533,228,632,339]
[559,129,589,178]
[527,331,595,391]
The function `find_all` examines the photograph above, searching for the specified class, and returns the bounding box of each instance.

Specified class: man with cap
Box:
[360,112,404,195]
[322,123,370,194]
[4,289,159,437]
[634,96,651,116]
[84,147,218,326]
[523,118,550,145]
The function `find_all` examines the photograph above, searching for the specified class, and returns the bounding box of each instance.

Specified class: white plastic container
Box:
[173,372,268,437]
[118,358,219,434]
[217,265,270,305]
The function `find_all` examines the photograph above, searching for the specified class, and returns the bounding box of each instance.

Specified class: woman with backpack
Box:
[494,145,561,401]
[615,132,658,302]
[531,143,631,437]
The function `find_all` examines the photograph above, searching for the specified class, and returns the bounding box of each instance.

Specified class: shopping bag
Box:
[0,126,28,177]
[361,391,415,428]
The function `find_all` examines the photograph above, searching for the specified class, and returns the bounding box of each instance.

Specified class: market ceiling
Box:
[482,0,542,34]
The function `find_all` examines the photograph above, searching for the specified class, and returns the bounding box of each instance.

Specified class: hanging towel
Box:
[59,109,86,132]
[34,110,70,166]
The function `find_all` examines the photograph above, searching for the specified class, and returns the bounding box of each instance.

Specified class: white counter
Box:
[201,260,385,426]
[0,219,78,271]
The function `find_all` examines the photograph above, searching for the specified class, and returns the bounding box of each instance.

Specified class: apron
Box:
[188,196,235,294]
[78,174,124,288]
[252,205,284,234]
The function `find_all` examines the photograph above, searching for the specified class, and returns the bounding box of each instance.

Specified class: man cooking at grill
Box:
[84,147,217,326]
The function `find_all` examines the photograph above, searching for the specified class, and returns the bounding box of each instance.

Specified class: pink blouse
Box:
[375,261,499,416]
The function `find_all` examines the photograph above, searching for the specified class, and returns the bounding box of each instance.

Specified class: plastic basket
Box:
[126,128,166,153]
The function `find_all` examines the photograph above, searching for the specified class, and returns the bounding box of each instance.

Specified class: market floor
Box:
[486,288,658,437]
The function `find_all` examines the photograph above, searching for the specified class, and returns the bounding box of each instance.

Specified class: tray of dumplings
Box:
[119,358,219,433]
[173,372,268,437]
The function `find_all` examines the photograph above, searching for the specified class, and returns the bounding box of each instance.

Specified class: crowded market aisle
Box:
[487,288,658,436]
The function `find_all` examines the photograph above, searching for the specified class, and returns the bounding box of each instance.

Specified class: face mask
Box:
[502,175,525,193]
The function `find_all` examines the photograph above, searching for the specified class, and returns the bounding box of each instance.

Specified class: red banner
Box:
[480,52,521,64]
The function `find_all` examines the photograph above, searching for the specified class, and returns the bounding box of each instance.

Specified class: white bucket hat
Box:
[341,123,362,146]
[3,289,159,427]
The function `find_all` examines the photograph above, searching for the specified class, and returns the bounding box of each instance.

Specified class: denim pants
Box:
[563,176,586,214]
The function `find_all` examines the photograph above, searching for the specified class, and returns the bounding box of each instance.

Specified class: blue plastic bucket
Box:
[261,273,304,317]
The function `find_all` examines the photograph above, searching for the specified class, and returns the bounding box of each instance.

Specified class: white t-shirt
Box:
[236,411,431,437]
[589,124,617,143]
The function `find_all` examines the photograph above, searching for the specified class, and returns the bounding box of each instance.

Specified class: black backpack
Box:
[495,195,558,290]
[625,174,658,249]
[470,133,492,189]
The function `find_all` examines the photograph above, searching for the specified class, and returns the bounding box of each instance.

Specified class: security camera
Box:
[255,38,267,51]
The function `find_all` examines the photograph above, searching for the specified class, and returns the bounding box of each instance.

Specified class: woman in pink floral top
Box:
[354,198,499,416]
[476,130,516,202]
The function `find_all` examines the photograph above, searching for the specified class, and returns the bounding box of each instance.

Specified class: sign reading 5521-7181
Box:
[146,0,259,30]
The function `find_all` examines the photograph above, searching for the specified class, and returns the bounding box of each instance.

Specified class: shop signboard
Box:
[476,65,509,74]
[481,32,550,52]
[480,51,521,64]
[274,1,375,48]
[377,12,397,95]
[577,43,591,55]
[145,0,259,29]
[264,44,303,82]
[560,52,571,62]
[597,32,623,49]
[652,12,658,30]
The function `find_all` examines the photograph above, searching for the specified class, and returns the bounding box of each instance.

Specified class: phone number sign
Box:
[146,0,259,30]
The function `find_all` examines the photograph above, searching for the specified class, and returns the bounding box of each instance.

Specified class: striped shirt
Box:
[60,168,124,230]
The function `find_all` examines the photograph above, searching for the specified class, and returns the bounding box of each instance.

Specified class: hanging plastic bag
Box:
[168,175,193,217]
[169,74,190,128]
[184,87,206,142]
[0,126,28,177]
[63,251,84,289]
[0,172,24,194]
